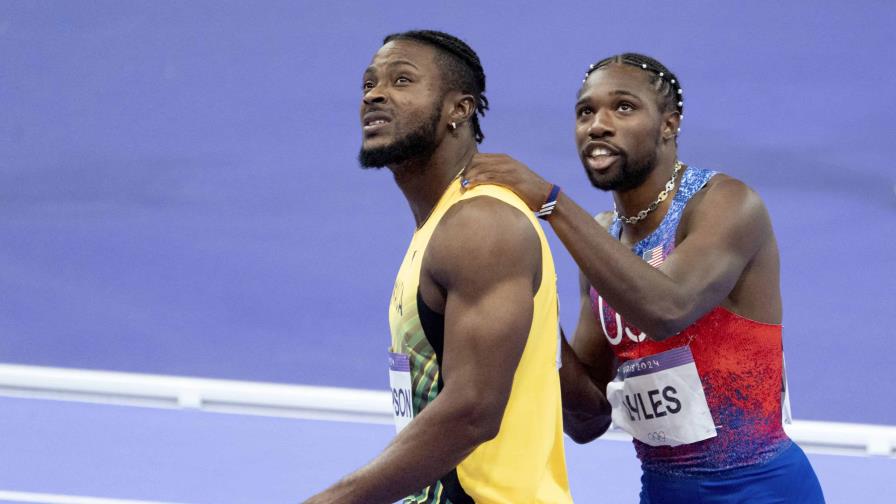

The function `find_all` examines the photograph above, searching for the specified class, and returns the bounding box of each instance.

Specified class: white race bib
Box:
[388,351,415,433]
[782,352,792,424]
[606,346,717,447]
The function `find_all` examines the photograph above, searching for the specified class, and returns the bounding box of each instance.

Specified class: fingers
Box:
[461,170,490,191]
[464,152,507,191]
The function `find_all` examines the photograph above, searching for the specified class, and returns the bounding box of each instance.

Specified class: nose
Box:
[363,83,387,105]
[587,108,614,139]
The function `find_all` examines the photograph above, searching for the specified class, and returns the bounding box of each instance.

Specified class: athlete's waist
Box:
[636,430,791,478]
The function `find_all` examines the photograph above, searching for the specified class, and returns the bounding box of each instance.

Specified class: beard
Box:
[584,129,661,192]
[585,149,657,191]
[358,106,441,170]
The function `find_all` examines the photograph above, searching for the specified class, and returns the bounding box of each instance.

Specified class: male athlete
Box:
[464,53,825,502]
[304,31,572,504]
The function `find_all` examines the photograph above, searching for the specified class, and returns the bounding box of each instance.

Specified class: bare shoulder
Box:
[439,195,537,243]
[681,172,772,241]
[697,173,764,207]
[426,195,540,288]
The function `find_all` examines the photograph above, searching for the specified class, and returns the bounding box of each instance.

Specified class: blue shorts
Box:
[639,442,825,503]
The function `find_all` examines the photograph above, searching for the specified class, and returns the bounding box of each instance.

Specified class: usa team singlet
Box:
[591,166,824,502]
[388,177,573,504]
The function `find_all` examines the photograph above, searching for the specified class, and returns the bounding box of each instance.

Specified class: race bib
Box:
[606,346,717,447]
[782,352,792,424]
[388,351,415,433]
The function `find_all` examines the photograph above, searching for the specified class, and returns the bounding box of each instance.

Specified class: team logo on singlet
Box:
[598,297,647,345]
[391,280,404,316]
[596,245,668,346]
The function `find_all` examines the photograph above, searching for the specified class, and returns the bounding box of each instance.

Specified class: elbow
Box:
[646,319,680,342]
[643,297,696,341]
[465,410,503,445]
[564,413,612,444]
[456,395,505,446]
[563,418,610,444]
[566,428,600,445]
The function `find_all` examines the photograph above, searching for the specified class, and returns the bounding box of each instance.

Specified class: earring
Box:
[449,122,457,131]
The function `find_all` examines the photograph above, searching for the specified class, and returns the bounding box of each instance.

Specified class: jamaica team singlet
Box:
[388,177,573,504]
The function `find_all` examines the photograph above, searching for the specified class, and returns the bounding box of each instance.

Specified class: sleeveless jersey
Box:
[591,166,791,477]
[389,177,573,503]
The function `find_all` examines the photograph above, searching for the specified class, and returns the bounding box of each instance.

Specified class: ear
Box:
[445,91,477,126]
[661,111,682,142]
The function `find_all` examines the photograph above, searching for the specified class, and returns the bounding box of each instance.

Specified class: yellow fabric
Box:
[389,178,573,503]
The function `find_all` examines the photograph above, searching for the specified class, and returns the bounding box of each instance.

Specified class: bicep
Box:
[441,272,534,398]
[428,198,541,402]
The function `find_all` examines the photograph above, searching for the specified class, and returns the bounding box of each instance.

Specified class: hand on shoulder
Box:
[463,153,553,211]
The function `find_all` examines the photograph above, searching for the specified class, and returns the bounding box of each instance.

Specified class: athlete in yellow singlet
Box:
[387,178,570,503]
[305,30,572,504]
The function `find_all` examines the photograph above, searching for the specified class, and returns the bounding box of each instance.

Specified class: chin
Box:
[583,167,618,191]
[362,136,391,151]
[589,179,617,191]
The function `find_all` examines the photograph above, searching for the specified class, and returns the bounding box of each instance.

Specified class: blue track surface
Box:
[1,397,892,503]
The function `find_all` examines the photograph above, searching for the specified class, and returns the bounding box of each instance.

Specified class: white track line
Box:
[0,490,191,504]
[0,364,894,457]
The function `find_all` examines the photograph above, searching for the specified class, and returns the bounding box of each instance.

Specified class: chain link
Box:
[614,160,684,225]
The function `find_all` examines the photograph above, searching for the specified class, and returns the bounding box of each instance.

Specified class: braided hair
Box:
[383,30,489,143]
[583,53,684,118]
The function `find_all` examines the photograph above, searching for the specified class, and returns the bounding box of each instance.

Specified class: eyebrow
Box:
[364,59,421,76]
[609,89,643,100]
[576,88,645,107]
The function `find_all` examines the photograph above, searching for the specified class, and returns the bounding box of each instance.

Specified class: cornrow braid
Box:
[384,30,489,143]
[583,53,684,119]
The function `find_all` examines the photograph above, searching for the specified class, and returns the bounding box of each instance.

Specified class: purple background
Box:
[1,1,894,424]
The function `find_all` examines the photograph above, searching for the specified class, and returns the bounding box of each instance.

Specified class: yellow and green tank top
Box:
[388,177,573,503]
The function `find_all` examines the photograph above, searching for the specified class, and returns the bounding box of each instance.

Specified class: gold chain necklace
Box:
[614,160,684,225]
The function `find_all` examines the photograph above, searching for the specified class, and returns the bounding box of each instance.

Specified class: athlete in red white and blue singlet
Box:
[464,53,825,502]
[591,165,791,476]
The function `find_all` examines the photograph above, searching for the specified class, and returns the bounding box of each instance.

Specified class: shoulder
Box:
[695,173,767,215]
[681,172,772,240]
[438,194,538,252]
[460,183,533,216]
[426,194,541,287]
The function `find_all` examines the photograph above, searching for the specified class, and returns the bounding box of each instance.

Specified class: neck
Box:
[612,148,679,235]
[391,139,477,227]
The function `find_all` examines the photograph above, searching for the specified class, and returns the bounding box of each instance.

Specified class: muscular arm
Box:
[464,154,773,340]
[561,270,615,443]
[547,178,771,339]
[304,196,540,504]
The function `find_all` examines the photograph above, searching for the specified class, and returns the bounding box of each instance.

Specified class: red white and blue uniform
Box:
[591,166,824,502]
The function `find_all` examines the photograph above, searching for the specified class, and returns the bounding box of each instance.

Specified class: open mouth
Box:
[362,112,392,134]
[583,144,620,171]
[364,118,389,129]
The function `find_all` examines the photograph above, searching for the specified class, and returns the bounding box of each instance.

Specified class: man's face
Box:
[574,64,665,191]
[359,40,445,169]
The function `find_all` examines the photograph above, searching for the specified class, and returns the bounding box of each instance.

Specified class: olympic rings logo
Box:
[647,431,667,443]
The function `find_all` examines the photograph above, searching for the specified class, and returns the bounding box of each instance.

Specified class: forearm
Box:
[559,336,612,442]
[304,392,492,504]
[548,192,691,339]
